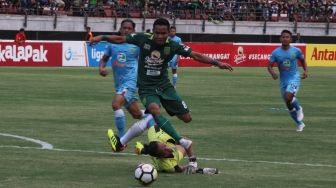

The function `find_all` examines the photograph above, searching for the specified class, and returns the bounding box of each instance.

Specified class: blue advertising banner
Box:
[86,42,110,67]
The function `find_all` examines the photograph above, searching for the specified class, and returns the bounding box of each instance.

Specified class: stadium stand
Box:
[0,0,335,23]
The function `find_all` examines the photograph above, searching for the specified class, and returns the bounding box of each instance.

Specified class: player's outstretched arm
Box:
[189,51,233,71]
[90,35,126,44]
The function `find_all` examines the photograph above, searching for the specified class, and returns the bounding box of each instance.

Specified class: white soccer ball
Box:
[134,163,158,185]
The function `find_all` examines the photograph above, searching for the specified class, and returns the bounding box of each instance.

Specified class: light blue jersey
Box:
[269,46,304,94]
[168,36,182,69]
[104,43,140,105]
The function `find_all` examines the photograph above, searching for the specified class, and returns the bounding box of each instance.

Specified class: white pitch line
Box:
[0,133,53,149]
[1,145,335,168]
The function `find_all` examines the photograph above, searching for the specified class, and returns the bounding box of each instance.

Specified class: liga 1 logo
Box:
[0,44,48,62]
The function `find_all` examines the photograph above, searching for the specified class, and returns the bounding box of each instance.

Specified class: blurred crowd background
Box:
[1,0,336,23]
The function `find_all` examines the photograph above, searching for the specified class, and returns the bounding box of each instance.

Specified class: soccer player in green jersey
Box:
[91,18,233,151]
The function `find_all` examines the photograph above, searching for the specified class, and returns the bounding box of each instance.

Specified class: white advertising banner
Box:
[62,41,87,66]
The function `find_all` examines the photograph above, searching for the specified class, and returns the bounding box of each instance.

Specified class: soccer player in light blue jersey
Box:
[99,19,144,142]
[168,26,182,88]
[268,29,308,132]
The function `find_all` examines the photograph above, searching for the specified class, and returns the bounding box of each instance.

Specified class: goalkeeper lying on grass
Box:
[108,115,218,174]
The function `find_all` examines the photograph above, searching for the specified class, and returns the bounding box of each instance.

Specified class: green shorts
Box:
[139,86,189,116]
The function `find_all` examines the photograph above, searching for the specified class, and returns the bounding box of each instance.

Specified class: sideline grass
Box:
[0,67,335,188]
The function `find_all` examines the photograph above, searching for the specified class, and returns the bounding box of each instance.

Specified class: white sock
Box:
[141,109,146,118]
[179,138,192,149]
[120,115,153,145]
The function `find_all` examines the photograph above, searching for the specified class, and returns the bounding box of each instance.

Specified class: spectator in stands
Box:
[15,28,26,44]
[295,33,304,43]
[20,0,32,10]
[85,26,93,41]
[72,0,83,16]
[55,0,65,9]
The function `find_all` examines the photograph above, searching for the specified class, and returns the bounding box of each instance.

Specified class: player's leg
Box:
[160,87,192,123]
[158,87,193,149]
[124,87,146,120]
[169,56,178,88]
[282,83,305,131]
[108,114,155,152]
[119,114,155,145]
[172,68,178,88]
[141,94,188,148]
[126,102,145,119]
[112,94,126,137]
[283,84,301,111]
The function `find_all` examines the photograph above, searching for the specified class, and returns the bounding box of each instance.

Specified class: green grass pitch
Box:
[0,67,335,188]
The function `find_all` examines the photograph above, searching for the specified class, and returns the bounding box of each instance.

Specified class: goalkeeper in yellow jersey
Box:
[107,114,218,174]
[135,120,218,174]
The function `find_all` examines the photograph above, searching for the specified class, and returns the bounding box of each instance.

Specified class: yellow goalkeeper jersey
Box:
[147,126,184,172]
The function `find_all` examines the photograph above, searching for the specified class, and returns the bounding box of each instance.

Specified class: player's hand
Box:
[99,67,108,77]
[217,62,233,71]
[185,162,198,175]
[90,36,101,45]
[271,73,278,80]
[301,71,308,79]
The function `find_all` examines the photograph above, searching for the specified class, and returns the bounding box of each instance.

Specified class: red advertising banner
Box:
[0,42,62,66]
[179,43,306,67]
[180,42,232,67]
[231,43,306,67]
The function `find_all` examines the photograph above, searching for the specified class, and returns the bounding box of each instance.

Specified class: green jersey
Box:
[126,33,192,92]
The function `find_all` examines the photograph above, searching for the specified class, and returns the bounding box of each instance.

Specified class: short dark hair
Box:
[121,19,136,29]
[281,29,292,36]
[153,18,170,30]
[141,141,160,157]
[170,26,176,30]
[19,28,24,32]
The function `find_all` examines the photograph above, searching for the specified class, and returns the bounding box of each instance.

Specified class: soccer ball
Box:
[134,163,158,185]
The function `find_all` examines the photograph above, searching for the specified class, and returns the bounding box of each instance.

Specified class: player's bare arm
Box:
[267,62,278,80]
[189,51,233,71]
[301,59,308,79]
[90,35,126,44]
[99,55,109,77]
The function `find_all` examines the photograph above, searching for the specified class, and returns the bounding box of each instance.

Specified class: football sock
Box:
[154,114,182,141]
[172,73,178,87]
[141,109,146,118]
[289,109,302,125]
[291,97,301,111]
[120,115,153,145]
[114,109,126,137]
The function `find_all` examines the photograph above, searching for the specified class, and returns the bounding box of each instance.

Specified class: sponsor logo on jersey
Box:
[151,50,161,59]
[145,50,164,65]
[282,59,291,70]
[117,52,127,62]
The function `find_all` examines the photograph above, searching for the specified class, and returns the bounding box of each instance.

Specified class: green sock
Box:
[154,115,182,141]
